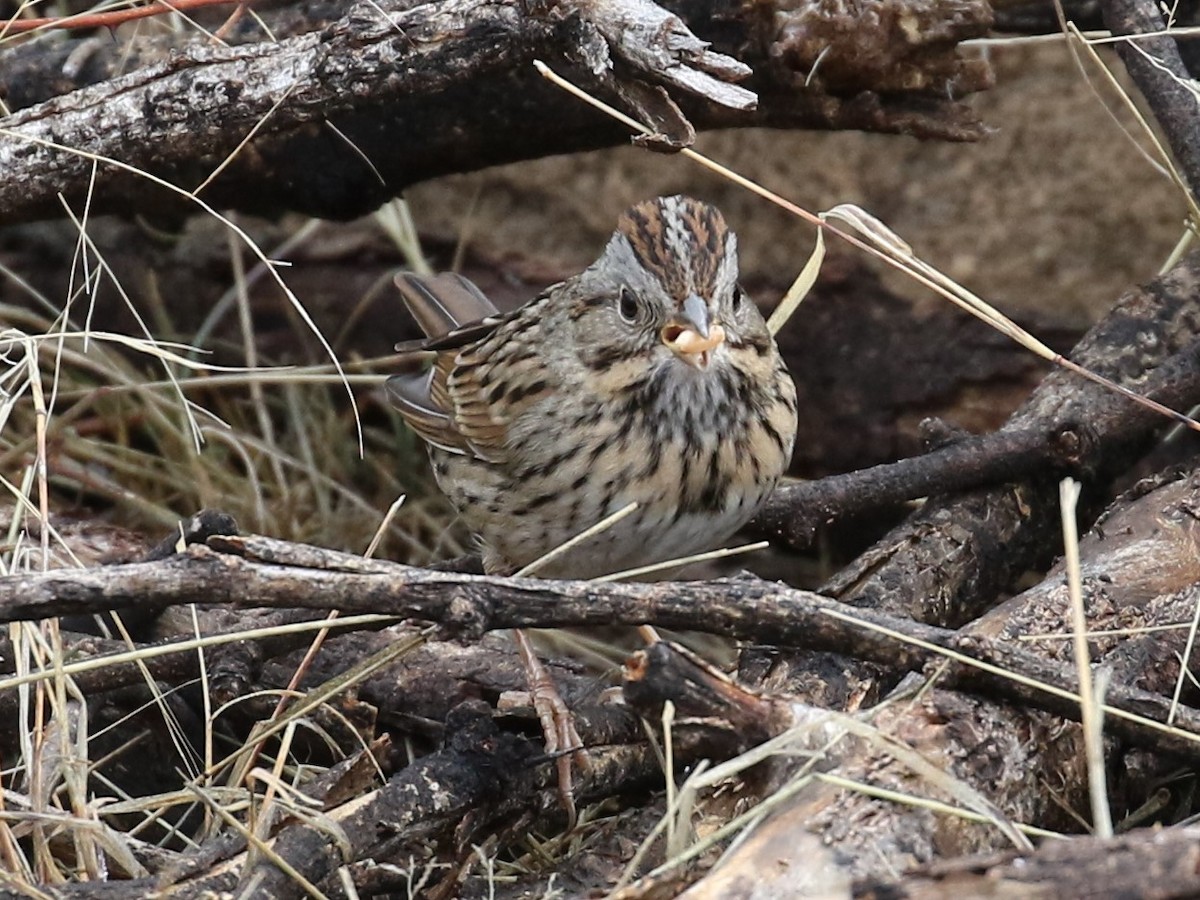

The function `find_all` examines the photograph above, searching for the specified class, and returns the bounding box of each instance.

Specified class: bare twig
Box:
[7,535,1200,762]
[1101,0,1200,203]
[0,0,991,226]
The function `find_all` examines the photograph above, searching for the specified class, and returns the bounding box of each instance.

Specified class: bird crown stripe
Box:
[616,197,731,304]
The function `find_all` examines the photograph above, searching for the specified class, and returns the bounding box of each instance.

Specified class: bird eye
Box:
[618,286,640,324]
[731,286,744,312]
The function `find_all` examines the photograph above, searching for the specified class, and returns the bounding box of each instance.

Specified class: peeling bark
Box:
[0,0,992,226]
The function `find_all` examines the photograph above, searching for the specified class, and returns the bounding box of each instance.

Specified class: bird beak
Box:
[662,294,726,368]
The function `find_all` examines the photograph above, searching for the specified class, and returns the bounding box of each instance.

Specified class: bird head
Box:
[569,195,767,375]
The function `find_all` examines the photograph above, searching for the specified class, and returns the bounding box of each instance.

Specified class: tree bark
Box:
[703,467,1200,888]
[0,0,993,226]
[851,827,1200,900]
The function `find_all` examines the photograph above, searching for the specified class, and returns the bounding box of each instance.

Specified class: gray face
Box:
[567,195,772,377]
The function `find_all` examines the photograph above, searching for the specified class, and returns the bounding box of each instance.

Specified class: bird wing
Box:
[386,272,522,462]
[385,364,466,455]
[395,272,500,336]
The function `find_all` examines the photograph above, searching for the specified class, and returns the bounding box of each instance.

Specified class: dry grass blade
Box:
[1021,621,1192,641]
[23,334,50,569]
[1169,593,1200,726]
[660,701,680,860]
[515,502,639,577]
[194,84,297,196]
[8,0,236,40]
[244,494,414,826]
[0,614,397,695]
[3,282,444,552]
[622,687,1038,895]
[535,60,1200,434]
[819,607,1200,748]
[811,773,1062,840]
[1068,23,1200,224]
[765,226,823,336]
[822,203,1200,432]
[193,217,325,350]
[1060,477,1113,837]
[377,198,433,276]
[365,494,407,560]
[186,781,327,900]
[213,630,423,786]
[591,540,768,583]
[0,123,365,454]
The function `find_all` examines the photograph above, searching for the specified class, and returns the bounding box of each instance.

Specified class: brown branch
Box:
[7,534,1200,763]
[752,329,1200,552]
[721,464,1200,884]
[751,423,1092,551]
[2,0,244,35]
[213,1,250,40]
[1101,0,1200,203]
[0,0,992,226]
[807,250,1200,628]
[851,827,1200,899]
[51,701,664,899]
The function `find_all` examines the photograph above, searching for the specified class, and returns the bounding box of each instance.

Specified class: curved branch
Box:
[6,534,1200,762]
[0,0,992,226]
[1102,0,1200,204]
